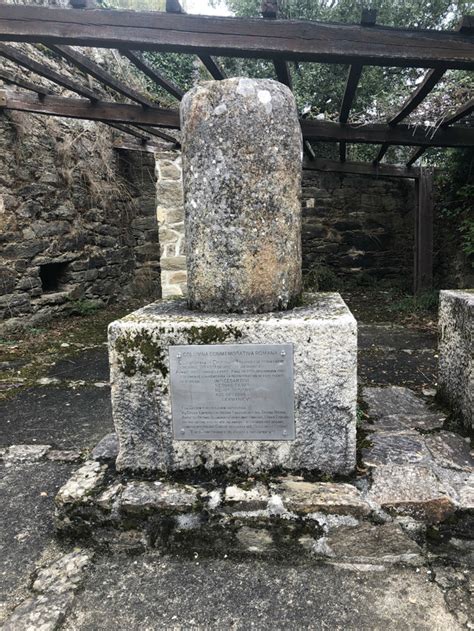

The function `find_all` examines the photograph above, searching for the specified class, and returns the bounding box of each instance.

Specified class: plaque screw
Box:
[180,428,185,434]
[283,430,287,436]
[177,353,182,360]
[280,351,286,357]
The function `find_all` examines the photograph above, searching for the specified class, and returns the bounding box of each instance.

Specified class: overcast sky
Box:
[186,0,232,15]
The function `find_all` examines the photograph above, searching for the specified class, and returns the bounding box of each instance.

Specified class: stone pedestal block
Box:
[438,289,473,431]
[108,293,357,475]
[181,78,303,313]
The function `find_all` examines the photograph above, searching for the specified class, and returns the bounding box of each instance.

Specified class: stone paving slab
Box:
[62,553,462,631]
[0,385,113,449]
[0,460,73,621]
[358,324,437,351]
[47,347,110,383]
[359,348,437,389]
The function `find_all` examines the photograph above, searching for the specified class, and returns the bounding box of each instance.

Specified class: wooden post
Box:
[414,168,434,294]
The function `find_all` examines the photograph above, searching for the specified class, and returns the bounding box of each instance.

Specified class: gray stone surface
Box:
[0,461,73,621]
[181,78,303,313]
[63,553,462,631]
[368,464,456,524]
[315,523,424,566]
[273,480,370,517]
[3,550,92,631]
[438,289,474,431]
[108,293,357,474]
[90,432,119,462]
[363,385,435,418]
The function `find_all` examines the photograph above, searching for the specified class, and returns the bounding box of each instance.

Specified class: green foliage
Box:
[209,0,469,162]
[388,290,439,314]
[67,299,102,317]
[303,260,341,291]
[436,148,474,266]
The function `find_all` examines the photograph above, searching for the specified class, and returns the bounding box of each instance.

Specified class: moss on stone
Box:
[115,331,168,378]
[185,325,243,345]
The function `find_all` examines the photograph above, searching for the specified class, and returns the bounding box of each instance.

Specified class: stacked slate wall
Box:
[0,112,165,332]
[156,167,417,297]
[301,170,416,288]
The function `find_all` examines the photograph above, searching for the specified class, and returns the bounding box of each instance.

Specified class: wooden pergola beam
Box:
[261,1,292,89]
[303,157,420,179]
[0,5,472,69]
[373,142,389,164]
[120,50,184,101]
[440,97,474,126]
[133,123,180,146]
[339,10,377,126]
[388,68,446,126]
[198,54,226,80]
[0,67,51,96]
[414,168,434,293]
[49,44,157,108]
[407,146,426,167]
[108,122,149,143]
[0,89,180,127]
[166,0,226,80]
[301,119,474,147]
[0,42,98,101]
[2,89,473,147]
[1,88,471,150]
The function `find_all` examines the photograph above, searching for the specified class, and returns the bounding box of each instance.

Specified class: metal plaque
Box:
[169,343,295,441]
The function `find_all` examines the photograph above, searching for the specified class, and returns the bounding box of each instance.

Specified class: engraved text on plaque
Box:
[169,344,295,441]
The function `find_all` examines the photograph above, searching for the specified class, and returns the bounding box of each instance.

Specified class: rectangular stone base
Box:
[108,293,357,475]
[438,289,473,431]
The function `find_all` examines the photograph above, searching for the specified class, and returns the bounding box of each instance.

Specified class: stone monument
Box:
[108,78,357,475]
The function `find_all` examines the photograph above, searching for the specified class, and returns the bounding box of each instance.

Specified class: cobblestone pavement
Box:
[0,322,472,630]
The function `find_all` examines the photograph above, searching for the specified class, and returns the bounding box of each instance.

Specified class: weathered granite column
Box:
[108,78,357,476]
[181,78,303,313]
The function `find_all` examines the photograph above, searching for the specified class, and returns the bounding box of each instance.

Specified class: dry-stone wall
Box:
[155,149,186,298]
[301,170,416,287]
[156,167,417,297]
[0,0,176,332]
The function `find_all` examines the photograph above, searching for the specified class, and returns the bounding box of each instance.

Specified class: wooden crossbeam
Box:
[2,90,473,148]
[440,97,474,126]
[108,122,149,142]
[121,50,184,101]
[303,157,420,179]
[110,122,179,146]
[407,146,426,167]
[0,89,180,127]
[414,168,434,293]
[388,68,446,125]
[49,44,157,108]
[339,141,347,162]
[301,119,474,147]
[0,68,51,96]
[373,143,389,164]
[338,9,376,161]
[166,0,226,80]
[340,65,363,125]
[198,54,226,80]
[133,123,180,146]
[339,10,376,126]
[261,2,292,88]
[273,59,292,88]
[0,5,472,69]
[0,42,98,101]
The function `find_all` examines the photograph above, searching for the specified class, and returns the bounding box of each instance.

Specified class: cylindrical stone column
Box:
[181,77,303,314]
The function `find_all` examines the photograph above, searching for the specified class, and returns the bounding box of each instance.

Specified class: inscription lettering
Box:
[169,344,295,441]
